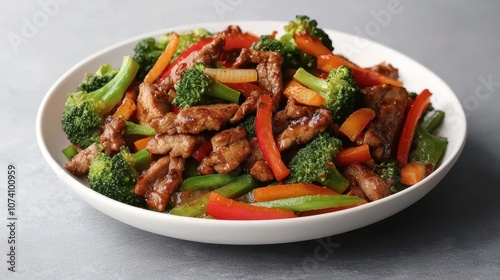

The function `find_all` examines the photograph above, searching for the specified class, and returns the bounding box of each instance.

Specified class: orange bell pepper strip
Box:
[396,89,432,165]
[255,94,290,181]
[294,33,402,88]
[283,80,325,107]
[206,192,297,220]
[133,136,153,152]
[339,108,376,142]
[400,162,432,185]
[112,89,137,120]
[253,183,338,202]
[144,33,180,83]
[336,144,372,167]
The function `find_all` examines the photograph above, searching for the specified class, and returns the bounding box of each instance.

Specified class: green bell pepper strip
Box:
[169,174,259,217]
[252,195,366,212]
[180,173,240,191]
[409,126,448,167]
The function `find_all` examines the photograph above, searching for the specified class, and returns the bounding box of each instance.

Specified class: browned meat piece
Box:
[230,90,262,123]
[272,110,289,135]
[134,156,170,196]
[99,116,126,155]
[233,49,283,106]
[150,112,177,135]
[64,143,99,176]
[361,85,409,161]
[160,36,226,86]
[198,127,251,174]
[145,157,185,212]
[218,25,242,36]
[368,62,399,80]
[344,174,369,200]
[285,98,315,119]
[153,103,239,135]
[343,164,391,201]
[146,134,205,158]
[250,160,274,182]
[136,82,170,126]
[244,137,274,182]
[275,109,332,152]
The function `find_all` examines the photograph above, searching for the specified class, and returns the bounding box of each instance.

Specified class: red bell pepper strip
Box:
[191,141,213,162]
[206,192,297,220]
[223,33,259,51]
[224,82,262,98]
[255,95,290,181]
[397,89,432,165]
[158,37,214,83]
[294,33,403,88]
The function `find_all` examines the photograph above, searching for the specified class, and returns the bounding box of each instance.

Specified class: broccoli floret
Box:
[286,134,350,193]
[283,15,333,51]
[373,161,408,194]
[76,64,118,93]
[88,147,152,205]
[62,56,139,148]
[251,35,316,69]
[172,62,241,109]
[240,114,256,139]
[293,66,358,122]
[133,29,212,81]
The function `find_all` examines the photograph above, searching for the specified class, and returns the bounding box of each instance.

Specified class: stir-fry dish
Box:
[62,16,448,220]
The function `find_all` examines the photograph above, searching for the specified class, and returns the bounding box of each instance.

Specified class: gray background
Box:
[1,0,499,279]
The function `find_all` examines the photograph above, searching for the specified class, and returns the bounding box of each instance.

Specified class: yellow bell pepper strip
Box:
[396,89,432,165]
[207,192,297,220]
[255,94,290,181]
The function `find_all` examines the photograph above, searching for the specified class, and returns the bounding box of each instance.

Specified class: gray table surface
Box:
[1,0,499,279]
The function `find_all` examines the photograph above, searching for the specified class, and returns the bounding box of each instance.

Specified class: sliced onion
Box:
[204,68,258,83]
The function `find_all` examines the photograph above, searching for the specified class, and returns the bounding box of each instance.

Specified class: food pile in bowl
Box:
[60,16,448,220]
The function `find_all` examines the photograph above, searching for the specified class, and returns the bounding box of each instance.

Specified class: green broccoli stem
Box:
[422,110,445,133]
[317,167,350,193]
[293,67,328,95]
[97,56,140,114]
[207,79,241,104]
[62,145,78,160]
[132,149,152,172]
[125,121,156,136]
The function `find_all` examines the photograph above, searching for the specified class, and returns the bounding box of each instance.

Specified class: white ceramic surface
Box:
[36,21,466,245]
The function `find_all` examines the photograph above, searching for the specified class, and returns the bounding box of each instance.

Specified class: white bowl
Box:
[36,21,466,245]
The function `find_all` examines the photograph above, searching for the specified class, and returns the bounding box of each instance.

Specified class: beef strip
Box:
[360,84,409,161]
[230,90,262,123]
[272,109,290,135]
[100,116,126,155]
[152,103,239,135]
[145,157,185,212]
[218,25,242,36]
[244,137,274,182]
[344,174,369,200]
[343,163,391,201]
[368,62,399,80]
[275,109,332,152]
[146,134,205,158]
[160,35,226,87]
[64,143,99,176]
[198,126,251,174]
[285,98,316,119]
[136,82,170,126]
[232,48,283,107]
[134,156,170,197]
